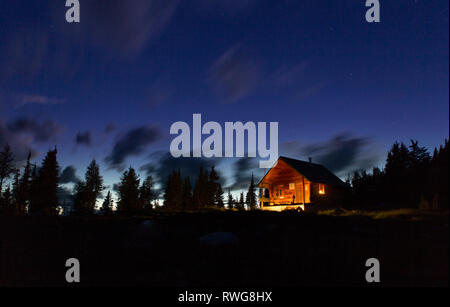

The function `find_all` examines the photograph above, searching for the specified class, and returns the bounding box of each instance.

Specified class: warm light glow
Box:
[319,184,325,195]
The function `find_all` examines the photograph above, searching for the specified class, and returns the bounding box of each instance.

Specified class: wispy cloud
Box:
[60,166,81,184]
[208,45,262,103]
[81,0,180,56]
[0,117,63,162]
[105,126,162,171]
[280,132,380,176]
[75,131,92,147]
[15,94,66,107]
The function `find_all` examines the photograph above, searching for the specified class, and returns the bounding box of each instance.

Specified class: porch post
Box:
[302,176,305,205]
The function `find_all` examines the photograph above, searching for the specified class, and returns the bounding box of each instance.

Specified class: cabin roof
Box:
[259,156,345,186]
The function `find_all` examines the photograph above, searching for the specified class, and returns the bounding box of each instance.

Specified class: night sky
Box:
[0,0,448,200]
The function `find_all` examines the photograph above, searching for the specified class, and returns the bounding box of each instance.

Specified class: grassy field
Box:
[0,209,448,287]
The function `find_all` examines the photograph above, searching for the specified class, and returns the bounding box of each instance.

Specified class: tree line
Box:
[0,139,447,215]
[346,139,448,209]
[0,145,257,215]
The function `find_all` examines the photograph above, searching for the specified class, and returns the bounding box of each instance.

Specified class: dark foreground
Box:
[0,210,448,287]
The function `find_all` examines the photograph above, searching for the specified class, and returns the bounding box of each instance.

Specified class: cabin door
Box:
[295,183,302,204]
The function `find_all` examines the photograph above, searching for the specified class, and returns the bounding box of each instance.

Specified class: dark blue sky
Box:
[0,0,448,196]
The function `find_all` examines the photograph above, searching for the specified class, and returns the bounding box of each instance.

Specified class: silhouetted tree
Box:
[215,183,224,208]
[0,185,12,212]
[100,191,113,215]
[0,144,15,194]
[193,166,209,208]
[16,152,32,214]
[245,173,257,210]
[236,192,245,210]
[28,163,38,213]
[74,160,104,214]
[182,176,193,210]
[227,189,234,210]
[117,167,141,214]
[29,148,59,215]
[139,175,155,210]
[163,169,183,210]
[11,170,20,212]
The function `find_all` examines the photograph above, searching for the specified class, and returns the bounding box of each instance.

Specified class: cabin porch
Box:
[258,159,311,210]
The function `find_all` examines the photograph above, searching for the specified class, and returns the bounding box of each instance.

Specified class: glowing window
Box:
[318,184,325,195]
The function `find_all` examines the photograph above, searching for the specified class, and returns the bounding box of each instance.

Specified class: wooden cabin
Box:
[258,156,346,211]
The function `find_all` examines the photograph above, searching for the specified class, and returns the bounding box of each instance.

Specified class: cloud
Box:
[267,61,310,88]
[105,126,162,170]
[60,166,81,184]
[140,151,222,187]
[7,117,63,143]
[82,0,179,56]
[104,124,116,134]
[0,123,34,163]
[208,45,261,102]
[75,131,92,146]
[280,133,379,176]
[15,94,66,107]
[0,117,63,162]
[227,157,265,191]
[58,186,74,212]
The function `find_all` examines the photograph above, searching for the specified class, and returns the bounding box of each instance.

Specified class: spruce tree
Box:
[117,167,140,214]
[28,164,38,213]
[30,148,59,215]
[208,166,219,206]
[193,166,208,208]
[236,192,245,210]
[227,189,234,210]
[11,170,20,212]
[101,191,113,215]
[245,173,257,210]
[0,144,15,194]
[163,170,183,210]
[215,183,224,208]
[1,185,12,212]
[84,160,104,213]
[182,176,193,210]
[17,152,32,214]
[139,175,155,210]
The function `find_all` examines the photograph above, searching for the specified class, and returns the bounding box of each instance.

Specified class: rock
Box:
[198,232,238,246]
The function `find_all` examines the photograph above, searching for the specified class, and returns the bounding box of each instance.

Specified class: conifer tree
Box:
[11,170,20,212]
[1,185,12,212]
[193,166,208,208]
[28,163,38,213]
[236,192,245,210]
[215,183,224,208]
[245,173,257,210]
[182,176,193,210]
[117,167,141,213]
[101,191,113,215]
[139,175,155,210]
[227,189,234,210]
[29,148,59,215]
[0,144,15,194]
[84,160,104,212]
[17,152,32,214]
[163,170,183,210]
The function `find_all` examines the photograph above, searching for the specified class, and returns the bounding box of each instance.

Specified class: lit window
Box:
[318,184,325,195]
